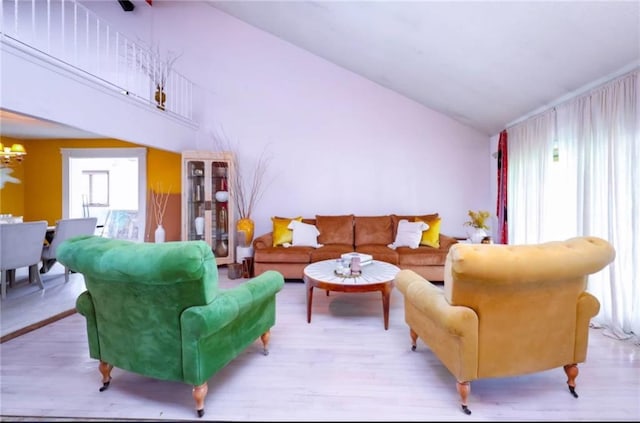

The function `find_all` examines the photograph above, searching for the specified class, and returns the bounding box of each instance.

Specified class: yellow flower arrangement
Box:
[464,210,491,230]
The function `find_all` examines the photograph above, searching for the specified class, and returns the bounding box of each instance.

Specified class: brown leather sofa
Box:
[252,214,458,281]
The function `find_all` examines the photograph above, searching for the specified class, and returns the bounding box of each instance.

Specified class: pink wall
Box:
[18,1,495,238]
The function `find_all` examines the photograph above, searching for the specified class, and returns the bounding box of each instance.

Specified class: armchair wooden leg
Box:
[260,330,271,356]
[457,380,471,415]
[409,327,418,351]
[98,361,113,392]
[564,363,579,398]
[193,382,208,417]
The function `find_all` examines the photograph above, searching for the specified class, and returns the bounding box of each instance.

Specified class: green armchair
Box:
[57,235,285,418]
[395,236,615,415]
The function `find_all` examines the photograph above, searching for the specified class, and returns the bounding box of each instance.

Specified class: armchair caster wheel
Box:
[99,380,110,392]
[568,386,578,398]
[411,345,416,351]
[461,404,471,415]
[197,408,204,417]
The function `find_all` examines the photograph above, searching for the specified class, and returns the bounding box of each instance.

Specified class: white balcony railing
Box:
[1,0,195,121]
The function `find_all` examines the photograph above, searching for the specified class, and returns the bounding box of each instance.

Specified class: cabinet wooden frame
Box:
[181,151,235,265]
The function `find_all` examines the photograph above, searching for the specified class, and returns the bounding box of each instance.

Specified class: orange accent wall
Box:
[0,136,182,241]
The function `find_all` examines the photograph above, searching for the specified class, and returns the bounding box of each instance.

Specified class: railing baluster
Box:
[2,0,194,121]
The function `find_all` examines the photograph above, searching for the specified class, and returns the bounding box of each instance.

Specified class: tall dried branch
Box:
[210,129,273,219]
[129,41,182,91]
[150,182,171,225]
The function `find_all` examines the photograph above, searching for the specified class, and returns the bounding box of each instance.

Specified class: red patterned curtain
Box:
[496,130,508,244]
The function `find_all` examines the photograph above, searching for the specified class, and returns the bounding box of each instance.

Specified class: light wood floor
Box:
[1,267,639,421]
[1,262,86,340]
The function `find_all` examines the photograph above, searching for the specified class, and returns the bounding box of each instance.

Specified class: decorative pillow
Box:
[388,219,428,249]
[288,220,323,248]
[272,216,302,247]
[415,215,442,248]
[391,213,438,239]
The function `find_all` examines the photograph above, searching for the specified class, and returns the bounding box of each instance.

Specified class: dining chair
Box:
[0,220,48,299]
[41,217,98,281]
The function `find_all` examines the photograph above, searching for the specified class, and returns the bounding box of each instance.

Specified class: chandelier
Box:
[0,143,27,166]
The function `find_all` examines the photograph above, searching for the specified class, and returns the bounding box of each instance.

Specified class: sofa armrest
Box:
[180,270,284,339]
[253,232,273,250]
[396,269,477,336]
[395,269,478,380]
[438,234,458,250]
[76,291,101,359]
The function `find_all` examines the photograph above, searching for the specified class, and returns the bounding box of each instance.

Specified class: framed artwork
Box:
[101,210,141,242]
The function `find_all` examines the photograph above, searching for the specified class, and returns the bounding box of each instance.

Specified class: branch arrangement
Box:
[210,129,273,219]
[151,182,171,226]
[464,210,491,230]
[130,41,182,91]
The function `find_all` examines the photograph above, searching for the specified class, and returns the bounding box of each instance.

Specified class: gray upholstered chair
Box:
[0,220,48,299]
[41,217,97,281]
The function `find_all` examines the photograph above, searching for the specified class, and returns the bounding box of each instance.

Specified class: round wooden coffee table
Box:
[303,259,400,330]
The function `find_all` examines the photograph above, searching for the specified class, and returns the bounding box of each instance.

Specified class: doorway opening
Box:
[61,148,146,242]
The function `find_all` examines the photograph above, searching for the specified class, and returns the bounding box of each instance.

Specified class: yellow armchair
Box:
[395,236,615,415]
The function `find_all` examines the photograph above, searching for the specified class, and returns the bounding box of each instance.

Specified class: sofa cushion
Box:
[316,215,354,245]
[254,246,313,263]
[397,246,449,266]
[355,245,399,265]
[415,215,442,248]
[310,244,354,262]
[354,215,394,247]
[272,216,302,246]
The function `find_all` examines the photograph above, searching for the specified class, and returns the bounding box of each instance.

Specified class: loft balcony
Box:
[1,0,199,149]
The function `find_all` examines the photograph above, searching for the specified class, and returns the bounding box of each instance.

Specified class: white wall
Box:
[4,0,495,239]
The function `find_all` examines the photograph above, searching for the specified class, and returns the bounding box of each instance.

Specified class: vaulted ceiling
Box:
[2,1,639,139]
[208,0,640,136]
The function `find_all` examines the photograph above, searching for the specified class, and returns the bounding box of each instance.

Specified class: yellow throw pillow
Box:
[272,216,302,246]
[415,216,441,248]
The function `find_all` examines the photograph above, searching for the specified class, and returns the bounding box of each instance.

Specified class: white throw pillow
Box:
[288,220,323,248]
[389,219,429,249]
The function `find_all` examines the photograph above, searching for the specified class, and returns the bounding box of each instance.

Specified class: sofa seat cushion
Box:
[316,215,354,245]
[354,216,394,246]
[397,246,449,266]
[356,245,399,265]
[254,246,313,263]
[309,244,354,262]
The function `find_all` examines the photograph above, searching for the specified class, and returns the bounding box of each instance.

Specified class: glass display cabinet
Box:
[181,151,235,265]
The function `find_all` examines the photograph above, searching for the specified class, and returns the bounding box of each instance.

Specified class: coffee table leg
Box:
[381,285,392,330]
[306,284,314,323]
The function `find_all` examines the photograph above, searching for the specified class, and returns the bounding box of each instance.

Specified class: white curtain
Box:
[508,70,639,342]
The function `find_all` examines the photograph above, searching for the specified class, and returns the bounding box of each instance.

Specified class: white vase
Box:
[215,191,229,202]
[468,228,487,244]
[154,224,166,243]
[194,216,205,237]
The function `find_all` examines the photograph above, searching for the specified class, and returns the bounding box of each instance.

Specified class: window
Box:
[82,170,110,206]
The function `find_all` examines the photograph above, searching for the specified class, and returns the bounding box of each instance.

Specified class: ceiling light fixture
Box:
[0,142,27,166]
